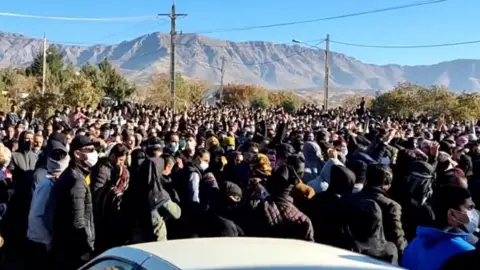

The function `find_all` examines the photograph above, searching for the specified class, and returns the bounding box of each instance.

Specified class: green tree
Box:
[281,98,300,113]
[98,58,135,101]
[23,91,61,119]
[149,73,210,110]
[250,94,270,109]
[62,75,102,107]
[81,63,105,90]
[371,82,422,117]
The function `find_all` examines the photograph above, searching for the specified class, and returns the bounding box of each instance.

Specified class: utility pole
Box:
[219,56,226,101]
[324,34,330,110]
[159,4,187,112]
[42,35,47,96]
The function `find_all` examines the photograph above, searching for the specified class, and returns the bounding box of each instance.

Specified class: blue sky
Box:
[0,0,478,65]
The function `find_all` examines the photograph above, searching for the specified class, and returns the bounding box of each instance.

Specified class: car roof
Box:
[117,238,400,270]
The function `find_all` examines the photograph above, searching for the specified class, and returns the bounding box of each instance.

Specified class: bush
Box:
[223,83,266,106]
[149,73,210,110]
[281,98,300,114]
[371,82,480,120]
[250,95,270,109]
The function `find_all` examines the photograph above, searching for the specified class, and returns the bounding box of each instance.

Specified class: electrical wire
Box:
[232,39,326,66]
[330,39,480,49]
[0,11,160,22]
[185,0,446,34]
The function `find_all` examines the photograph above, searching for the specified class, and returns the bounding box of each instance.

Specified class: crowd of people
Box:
[0,99,479,270]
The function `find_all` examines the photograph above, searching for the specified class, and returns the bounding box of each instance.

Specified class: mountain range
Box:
[1,31,480,91]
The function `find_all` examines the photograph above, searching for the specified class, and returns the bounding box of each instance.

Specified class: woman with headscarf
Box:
[308,164,355,248]
[399,160,436,241]
[247,159,314,241]
[196,181,244,237]
[127,155,181,243]
[347,199,398,265]
[303,141,324,183]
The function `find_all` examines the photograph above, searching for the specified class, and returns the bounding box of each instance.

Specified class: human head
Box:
[166,132,180,154]
[432,185,477,233]
[109,143,129,168]
[19,131,34,151]
[15,123,25,137]
[47,141,70,177]
[185,133,197,154]
[162,154,176,176]
[33,134,44,152]
[70,135,98,168]
[366,164,393,192]
[6,126,14,139]
[146,138,164,158]
[0,143,11,170]
[328,165,355,195]
[234,152,243,165]
[194,148,210,171]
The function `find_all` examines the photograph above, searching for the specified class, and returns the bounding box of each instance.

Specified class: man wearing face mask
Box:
[182,148,210,205]
[180,134,196,165]
[4,130,38,255]
[402,185,476,270]
[333,138,348,165]
[26,141,69,270]
[52,135,98,270]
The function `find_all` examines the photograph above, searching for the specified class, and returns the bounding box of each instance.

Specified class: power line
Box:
[330,39,480,49]
[0,11,160,22]
[232,40,326,66]
[185,0,446,34]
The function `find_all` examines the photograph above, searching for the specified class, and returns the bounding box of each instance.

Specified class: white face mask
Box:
[465,209,480,234]
[84,151,99,168]
[199,161,209,171]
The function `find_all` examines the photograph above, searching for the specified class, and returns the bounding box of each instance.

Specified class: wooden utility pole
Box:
[42,35,47,96]
[324,34,330,110]
[159,4,187,112]
[219,56,226,101]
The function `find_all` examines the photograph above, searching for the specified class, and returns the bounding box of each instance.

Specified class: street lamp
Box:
[292,37,330,110]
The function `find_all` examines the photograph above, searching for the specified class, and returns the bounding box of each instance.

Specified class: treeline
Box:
[342,82,480,120]
[2,47,479,120]
[0,45,136,118]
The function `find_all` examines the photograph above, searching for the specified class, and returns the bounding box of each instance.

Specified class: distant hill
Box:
[1,31,480,91]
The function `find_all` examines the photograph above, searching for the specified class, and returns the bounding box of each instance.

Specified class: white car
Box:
[80,237,402,270]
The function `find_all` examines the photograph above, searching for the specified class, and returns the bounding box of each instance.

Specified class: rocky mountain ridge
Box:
[1,31,480,91]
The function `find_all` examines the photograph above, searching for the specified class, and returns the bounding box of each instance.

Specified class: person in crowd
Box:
[4,130,38,257]
[402,184,476,270]
[26,140,69,270]
[347,199,398,265]
[52,135,98,270]
[5,104,20,128]
[351,164,408,256]
[249,154,314,241]
[90,143,130,254]
[183,148,210,205]
[309,163,355,247]
[2,99,480,269]
[32,133,44,155]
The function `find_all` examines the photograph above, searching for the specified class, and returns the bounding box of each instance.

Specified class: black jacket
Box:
[52,163,94,257]
[350,186,408,255]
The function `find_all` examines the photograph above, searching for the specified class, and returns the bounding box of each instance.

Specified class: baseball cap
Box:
[70,135,95,153]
